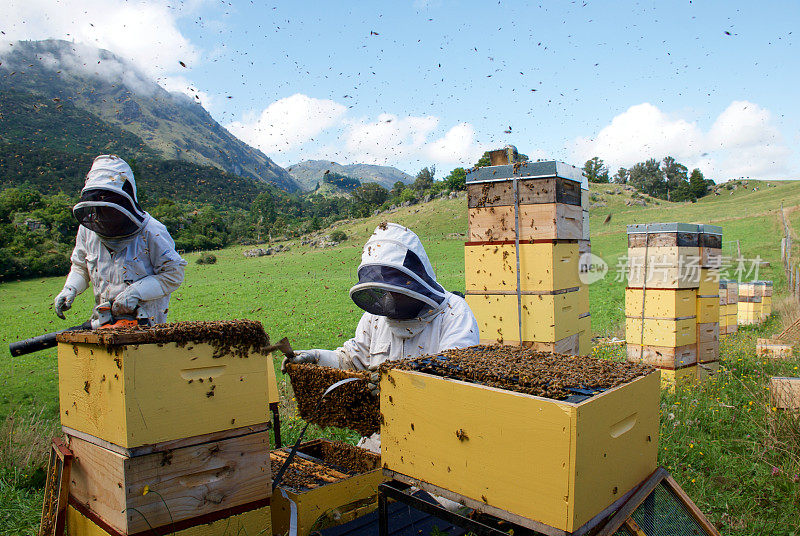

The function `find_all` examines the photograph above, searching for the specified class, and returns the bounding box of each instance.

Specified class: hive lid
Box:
[626,223,700,234]
[698,224,723,235]
[719,280,728,288]
[466,160,585,188]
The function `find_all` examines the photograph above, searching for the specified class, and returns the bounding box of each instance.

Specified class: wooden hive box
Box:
[738,302,761,324]
[696,296,720,323]
[626,247,701,289]
[697,340,719,364]
[726,281,739,303]
[770,377,800,410]
[464,241,579,292]
[757,339,795,359]
[66,503,271,536]
[625,317,697,347]
[698,268,719,296]
[467,177,581,208]
[380,368,660,534]
[56,322,273,449]
[762,296,773,316]
[270,439,383,536]
[582,209,590,240]
[697,322,719,343]
[660,366,697,392]
[67,425,271,535]
[626,223,699,248]
[698,224,722,268]
[468,204,582,242]
[625,288,697,319]
[467,290,579,345]
[719,311,728,335]
[626,343,697,369]
[577,285,589,315]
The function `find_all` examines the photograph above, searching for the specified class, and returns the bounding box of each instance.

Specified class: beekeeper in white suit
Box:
[53,155,187,324]
[284,222,479,451]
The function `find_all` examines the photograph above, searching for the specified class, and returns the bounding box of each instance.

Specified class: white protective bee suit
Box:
[55,155,187,324]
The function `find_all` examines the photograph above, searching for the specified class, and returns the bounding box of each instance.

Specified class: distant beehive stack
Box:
[738,282,763,325]
[760,280,773,318]
[464,152,589,354]
[719,281,729,335]
[726,279,739,333]
[578,184,592,355]
[625,223,722,386]
[55,322,275,536]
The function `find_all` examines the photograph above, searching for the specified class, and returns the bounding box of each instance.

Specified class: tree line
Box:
[582,156,714,202]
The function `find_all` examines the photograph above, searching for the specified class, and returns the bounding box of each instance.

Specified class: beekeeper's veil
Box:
[73,155,148,239]
[349,223,447,320]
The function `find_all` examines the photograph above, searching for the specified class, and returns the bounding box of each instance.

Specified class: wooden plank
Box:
[65,502,271,536]
[770,377,800,409]
[467,291,580,344]
[465,242,580,293]
[468,204,582,241]
[625,317,697,347]
[67,429,271,534]
[58,341,272,448]
[595,467,668,536]
[467,177,581,208]
[624,288,697,319]
[380,369,660,533]
[626,343,697,369]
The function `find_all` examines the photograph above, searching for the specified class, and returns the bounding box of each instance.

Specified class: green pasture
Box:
[2,182,800,534]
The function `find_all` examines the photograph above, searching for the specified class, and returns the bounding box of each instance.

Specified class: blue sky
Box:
[3,0,799,180]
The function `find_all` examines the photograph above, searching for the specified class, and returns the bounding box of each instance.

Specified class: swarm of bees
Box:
[270,440,379,491]
[389,345,654,401]
[65,320,270,358]
[285,364,380,436]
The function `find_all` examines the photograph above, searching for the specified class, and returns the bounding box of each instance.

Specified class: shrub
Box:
[330,230,347,242]
[196,252,217,265]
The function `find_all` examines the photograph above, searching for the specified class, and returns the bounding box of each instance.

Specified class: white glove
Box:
[281,349,340,373]
[112,277,163,317]
[366,364,380,397]
[54,286,78,319]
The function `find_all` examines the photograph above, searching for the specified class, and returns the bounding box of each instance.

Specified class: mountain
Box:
[0,39,300,192]
[287,159,413,191]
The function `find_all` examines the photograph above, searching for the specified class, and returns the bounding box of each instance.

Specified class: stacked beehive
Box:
[726,280,739,333]
[465,153,589,354]
[719,281,729,335]
[578,183,592,354]
[697,225,722,379]
[625,223,701,388]
[738,282,762,324]
[55,324,274,536]
[760,281,773,318]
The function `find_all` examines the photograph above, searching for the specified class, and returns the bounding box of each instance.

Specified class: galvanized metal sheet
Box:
[626,223,700,234]
[466,160,583,185]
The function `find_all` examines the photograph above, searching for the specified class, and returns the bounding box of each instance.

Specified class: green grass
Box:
[1,183,800,534]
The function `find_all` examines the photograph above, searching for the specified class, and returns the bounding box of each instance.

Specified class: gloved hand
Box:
[54,286,78,319]
[112,289,140,317]
[112,277,163,317]
[281,349,340,373]
[366,364,380,397]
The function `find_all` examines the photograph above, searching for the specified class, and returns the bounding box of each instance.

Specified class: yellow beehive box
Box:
[626,247,700,289]
[624,288,696,318]
[625,317,696,347]
[271,440,383,536]
[696,296,720,323]
[577,284,590,314]
[381,368,660,533]
[762,296,772,316]
[67,426,271,535]
[578,313,591,355]
[727,315,738,332]
[698,268,719,295]
[56,323,273,449]
[719,312,728,334]
[726,303,738,316]
[66,503,271,536]
[697,361,720,381]
[660,366,697,392]
[626,343,697,369]
[464,242,579,292]
[467,291,579,344]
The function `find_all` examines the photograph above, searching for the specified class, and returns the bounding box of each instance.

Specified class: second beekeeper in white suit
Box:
[284,222,480,450]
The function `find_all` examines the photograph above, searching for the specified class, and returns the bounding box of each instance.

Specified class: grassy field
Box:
[1,182,800,534]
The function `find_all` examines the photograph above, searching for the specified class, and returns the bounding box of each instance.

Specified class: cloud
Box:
[424,123,485,165]
[159,75,215,110]
[572,101,792,180]
[226,93,347,155]
[0,0,199,79]
[343,113,439,164]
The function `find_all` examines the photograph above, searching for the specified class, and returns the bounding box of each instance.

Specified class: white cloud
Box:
[159,75,215,110]
[343,113,439,165]
[424,123,485,165]
[0,0,199,79]
[226,93,347,155]
[572,101,793,180]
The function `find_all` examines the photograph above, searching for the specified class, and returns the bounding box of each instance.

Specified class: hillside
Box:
[287,159,413,191]
[0,39,300,192]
